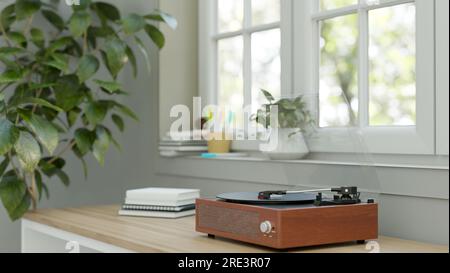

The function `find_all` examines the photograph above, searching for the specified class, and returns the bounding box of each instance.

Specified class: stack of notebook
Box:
[118,188,200,219]
[159,131,208,158]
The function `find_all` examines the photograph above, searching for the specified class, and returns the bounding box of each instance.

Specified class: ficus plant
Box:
[0,0,176,221]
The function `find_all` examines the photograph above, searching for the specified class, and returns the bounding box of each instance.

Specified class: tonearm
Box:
[258,186,362,206]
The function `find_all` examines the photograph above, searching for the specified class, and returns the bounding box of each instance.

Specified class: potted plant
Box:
[252,89,315,160]
[0,0,176,221]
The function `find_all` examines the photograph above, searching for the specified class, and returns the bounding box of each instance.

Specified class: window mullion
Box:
[281,0,293,98]
[358,2,369,128]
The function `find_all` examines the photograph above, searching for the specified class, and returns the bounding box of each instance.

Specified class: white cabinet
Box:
[21,220,133,253]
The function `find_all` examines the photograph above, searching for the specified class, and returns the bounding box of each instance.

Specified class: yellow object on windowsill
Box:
[207,132,231,154]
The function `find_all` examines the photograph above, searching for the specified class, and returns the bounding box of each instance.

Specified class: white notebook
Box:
[118,209,195,219]
[124,198,196,207]
[125,188,200,202]
[122,204,195,212]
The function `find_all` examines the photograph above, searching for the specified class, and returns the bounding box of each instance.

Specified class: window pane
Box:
[319,14,358,128]
[218,0,243,33]
[252,29,281,112]
[252,0,280,25]
[320,0,357,11]
[218,36,244,111]
[369,4,416,126]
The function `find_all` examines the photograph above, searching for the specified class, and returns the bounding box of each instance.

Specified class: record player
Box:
[196,187,378,249]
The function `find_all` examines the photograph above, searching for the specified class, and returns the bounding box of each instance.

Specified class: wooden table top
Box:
[24,205,449,253]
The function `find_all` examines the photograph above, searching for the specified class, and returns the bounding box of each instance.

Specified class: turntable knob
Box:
[260,221,273,234]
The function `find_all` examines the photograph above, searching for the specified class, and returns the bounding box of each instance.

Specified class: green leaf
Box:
[0,69,23,84]
[14,97,64,113]
[14,131,41,173]
[41,9,65,31]
[92,126,110,166]
[261,89,275,103]
[67,107,81,127]
[102,37,128,78]
[54,75,84,111]
[56,169,70,187]
[134,36,151,73]
[72,146,88,179]
[121,13,145,35]
[30,28,45,48]
[94,79,121,94]
[106,129,121,152]
[0,157,9,177]
[44,53,69,72]
[144,9,178,30]
[278,99,297,110]
[111,114,124,132]
[39,157,65,177]
[21,114,59,155]
[69,10,92,37]
[86,26,97,49]
[0,56,20,70]
[8,31,27,48]
[113,101,139,121]
[28,82,56,91]
[0,172,30,221]
[0,47,26,56]
[47,36,73,52]
[144,24,165,49]
[15,0,41,21]
[1,4,16,30]
[91,2,121,22]
[51,120,67,134]
[0,118,20,156]
[125,46,137,77]
[35,170,49,201]
[38,158,69,187]
[74,128,94,155]
[77,54,99,83]
[87,25,115,37]
[84,101,107,126]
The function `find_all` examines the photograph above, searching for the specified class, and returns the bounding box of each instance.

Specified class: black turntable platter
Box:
[217,192,316,205]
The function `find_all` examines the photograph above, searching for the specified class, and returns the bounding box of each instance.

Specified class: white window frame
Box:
[198,0,293,108]
[435,0,449,156]
[297,0,436,155]
[199,0,437,155]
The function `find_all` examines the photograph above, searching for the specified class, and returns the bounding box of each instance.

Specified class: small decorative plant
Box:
[0,0,176,220]
[252,89,315,137]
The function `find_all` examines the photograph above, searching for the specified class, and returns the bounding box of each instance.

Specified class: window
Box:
[199,0,291,122]
[199,0,436,155]
[317,0,417,128]
[307,0,435,154]
[215,0,283,115]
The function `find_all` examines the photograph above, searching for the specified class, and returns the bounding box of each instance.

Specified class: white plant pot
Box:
[260,128,310,160]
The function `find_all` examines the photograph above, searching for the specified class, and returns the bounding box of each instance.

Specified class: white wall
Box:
[159,0,199,139]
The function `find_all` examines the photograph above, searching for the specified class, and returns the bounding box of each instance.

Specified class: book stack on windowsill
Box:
[118,188,200,219]
[159,131,208,158]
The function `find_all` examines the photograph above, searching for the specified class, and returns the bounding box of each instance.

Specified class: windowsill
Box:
[179,154,449,171]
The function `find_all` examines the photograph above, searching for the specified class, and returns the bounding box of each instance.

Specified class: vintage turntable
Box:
[196,187,378,249]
